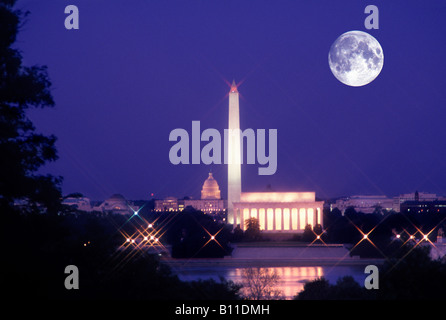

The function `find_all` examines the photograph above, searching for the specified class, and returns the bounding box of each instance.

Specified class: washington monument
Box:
[227,80,241,226]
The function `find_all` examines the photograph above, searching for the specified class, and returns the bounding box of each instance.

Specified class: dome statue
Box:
[201,172,221,200]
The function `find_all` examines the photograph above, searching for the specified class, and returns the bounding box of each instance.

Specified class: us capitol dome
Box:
[154,172,225,214]
[201,172,221,200]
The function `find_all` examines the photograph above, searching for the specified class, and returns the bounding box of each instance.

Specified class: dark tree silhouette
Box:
[302,224,315,242]
[295,276,371,300]
[244,217,262,241]
[0,0,61,213]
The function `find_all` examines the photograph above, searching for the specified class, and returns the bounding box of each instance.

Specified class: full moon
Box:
[328,30,384,87]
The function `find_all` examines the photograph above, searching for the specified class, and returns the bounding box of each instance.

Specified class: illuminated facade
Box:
[233,192,324,232]
[154,197,181,212]
[154,173,225,214]
[186,172,225,213]
[227,80,242,226]
[332,191,445,213]
[201,172,221,199]
[393,191,442,212]
[333,195,395,213]
[184,198,225,214]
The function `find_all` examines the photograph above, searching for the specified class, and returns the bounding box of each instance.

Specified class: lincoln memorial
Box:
[232,192,324,233]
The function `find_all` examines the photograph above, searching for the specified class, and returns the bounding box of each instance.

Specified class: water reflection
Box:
[174,265,366,300]
[228,267,323,299]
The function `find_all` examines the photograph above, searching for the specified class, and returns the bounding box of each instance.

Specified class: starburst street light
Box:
[192,225,226,256]
[384,214,446,275]
[107,209,182,277]
[344,214,389,259]
[308,229,328,246]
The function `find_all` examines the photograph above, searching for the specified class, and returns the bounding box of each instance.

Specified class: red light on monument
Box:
[230,80,238,93]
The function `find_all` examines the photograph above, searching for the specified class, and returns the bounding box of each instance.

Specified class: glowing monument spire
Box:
[227,80,241,226]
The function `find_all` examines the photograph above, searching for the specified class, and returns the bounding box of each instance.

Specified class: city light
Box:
[308,229,327,246]
[198,225,225,253]
[344,214,389,259]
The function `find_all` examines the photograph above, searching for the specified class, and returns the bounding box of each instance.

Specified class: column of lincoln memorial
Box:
[233,192,324,233]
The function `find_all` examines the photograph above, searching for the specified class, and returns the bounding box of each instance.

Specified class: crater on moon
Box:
[328,30,384,87]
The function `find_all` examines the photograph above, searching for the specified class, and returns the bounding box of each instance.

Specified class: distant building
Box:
[94,194,139,215]
[332,191,445,214]
[333,195,395,214]
[154,197,181,212]
[62,196,92,212]
[154,173,225,214]
[392,191,441,212]
[400,200,446,214]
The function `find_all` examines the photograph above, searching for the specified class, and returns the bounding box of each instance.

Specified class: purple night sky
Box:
[15,0,446,201]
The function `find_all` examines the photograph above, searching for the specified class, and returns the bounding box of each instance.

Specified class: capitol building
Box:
[154,172,225,214]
